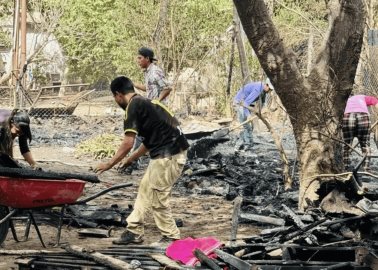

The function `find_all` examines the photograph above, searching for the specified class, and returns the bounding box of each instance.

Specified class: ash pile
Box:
[178,132,298,205]
[173,132,378,269]
[30,115,123,147]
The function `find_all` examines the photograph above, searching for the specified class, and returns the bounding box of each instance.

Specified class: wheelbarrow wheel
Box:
[0,205,9,246]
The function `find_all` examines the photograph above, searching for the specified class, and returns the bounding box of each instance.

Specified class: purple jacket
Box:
[233,82,264,116]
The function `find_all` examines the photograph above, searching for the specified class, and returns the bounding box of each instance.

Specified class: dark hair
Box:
[110,76,135,95]
[138,47,157,62]
[0,120,13,157]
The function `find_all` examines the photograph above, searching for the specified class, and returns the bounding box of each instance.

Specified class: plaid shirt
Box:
[144,63,171,101]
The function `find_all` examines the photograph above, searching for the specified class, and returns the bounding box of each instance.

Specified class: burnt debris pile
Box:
[179,135,298,208]
[30,115,123,147]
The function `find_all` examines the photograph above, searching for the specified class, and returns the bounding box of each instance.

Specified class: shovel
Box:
[212,116,256,139]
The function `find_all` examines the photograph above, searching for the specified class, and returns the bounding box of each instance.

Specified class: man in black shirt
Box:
[95,76,189,245]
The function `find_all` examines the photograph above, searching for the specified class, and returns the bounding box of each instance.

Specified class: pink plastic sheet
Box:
[166,237,223,266]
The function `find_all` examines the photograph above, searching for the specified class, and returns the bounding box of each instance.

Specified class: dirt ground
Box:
[1,145,260,269]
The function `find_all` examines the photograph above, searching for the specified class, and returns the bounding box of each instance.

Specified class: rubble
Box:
[4,117,378,269]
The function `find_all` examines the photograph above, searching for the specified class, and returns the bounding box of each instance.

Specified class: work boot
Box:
[150,236,178,248]
[112,231,143,245]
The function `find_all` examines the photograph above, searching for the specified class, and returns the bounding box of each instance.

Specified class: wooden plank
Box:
[240,213,285,226]
[193,249,222,270]
[41,83,90,89]
[230,196,243,245]
[63,245,132,270]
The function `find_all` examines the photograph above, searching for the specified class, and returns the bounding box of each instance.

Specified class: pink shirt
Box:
[344,95,378,114]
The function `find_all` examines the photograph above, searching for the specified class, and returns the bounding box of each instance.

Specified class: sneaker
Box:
[112,231,143,245]
[150,236,178,248]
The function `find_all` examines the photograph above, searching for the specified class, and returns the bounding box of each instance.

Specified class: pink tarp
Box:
[166,237,223,266]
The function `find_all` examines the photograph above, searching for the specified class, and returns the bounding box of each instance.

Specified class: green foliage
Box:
[51,0,232,85]
[0,29,11,48]
[0,1,15,48]
[0,1,13,19]
[76,133,122,159]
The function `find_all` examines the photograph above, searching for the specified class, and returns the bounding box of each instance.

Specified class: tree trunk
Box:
[233,7,250,84]
[152,0,170,60]
[234,0,365,210]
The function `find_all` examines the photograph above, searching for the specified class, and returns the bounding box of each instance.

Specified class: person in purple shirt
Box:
[233,80,273,150]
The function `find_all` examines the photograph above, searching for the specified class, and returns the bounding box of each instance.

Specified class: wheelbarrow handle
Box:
[0,208,17,225]
[75,183,133,204]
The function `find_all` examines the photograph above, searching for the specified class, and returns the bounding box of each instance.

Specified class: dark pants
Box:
[342,113,371,170]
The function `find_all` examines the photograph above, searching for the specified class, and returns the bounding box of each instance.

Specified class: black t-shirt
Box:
[0,126,29,155]
[123,95,189,158]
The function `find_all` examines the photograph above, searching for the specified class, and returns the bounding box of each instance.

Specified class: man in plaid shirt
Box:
[118,47,172,175]
[133,47,172,103]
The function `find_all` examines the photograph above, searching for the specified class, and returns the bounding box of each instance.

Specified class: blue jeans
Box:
[236,106,253,146]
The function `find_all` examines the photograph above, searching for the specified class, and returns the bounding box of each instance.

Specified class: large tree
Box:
[233,0,365,209]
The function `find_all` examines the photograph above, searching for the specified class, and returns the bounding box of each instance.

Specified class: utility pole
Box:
[11,0,20,93]
[11,0,27,108]
[20,0,27,107]
[20,0,27,81]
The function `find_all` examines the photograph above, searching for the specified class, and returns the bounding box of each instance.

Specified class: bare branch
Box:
[275,0,324,39]
[313,0,365,93]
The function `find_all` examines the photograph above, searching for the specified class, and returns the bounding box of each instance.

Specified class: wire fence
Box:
[0,82,218,119]
[363,30,378,96]
[0,84,118,118]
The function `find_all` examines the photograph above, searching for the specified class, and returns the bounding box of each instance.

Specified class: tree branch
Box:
[275,0,324,39]
[233,0,304,120]
[313,0,365,93]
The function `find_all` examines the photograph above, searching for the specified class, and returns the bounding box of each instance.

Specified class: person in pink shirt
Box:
[343,95,378,170]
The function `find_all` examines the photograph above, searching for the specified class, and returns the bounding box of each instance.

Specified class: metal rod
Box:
[23,215,32,240]
[75,183,132,204]
[28,211,46,248]
[9,218,20,242]
[0,209,17,225]
[55,205,66,246]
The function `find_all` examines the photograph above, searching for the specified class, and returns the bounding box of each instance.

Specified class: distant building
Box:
[0,12,65,86]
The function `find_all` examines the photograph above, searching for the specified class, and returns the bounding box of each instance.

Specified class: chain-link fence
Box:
[0,84,118,118]
[363,30,378,96]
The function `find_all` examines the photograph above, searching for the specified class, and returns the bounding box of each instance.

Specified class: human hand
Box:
[31,164,42,171]
[94,162,112,175]
[116,158,132,172]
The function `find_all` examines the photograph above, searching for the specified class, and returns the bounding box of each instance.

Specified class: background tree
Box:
[234,0,365,209]
[54,0,232,84]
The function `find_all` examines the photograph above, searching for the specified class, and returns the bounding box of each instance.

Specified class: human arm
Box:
[158,87,172,102]
[119,143,149,169]
[243,87,262,107]
[19,135,38,168]
[154,68,172,101]
[22,151,38,168]
[134,82,146,91]
[233,89,243,105]
[94,133,135,174]
[365,96,378,107]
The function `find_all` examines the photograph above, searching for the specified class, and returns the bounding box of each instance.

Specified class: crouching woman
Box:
[0,109,38,168]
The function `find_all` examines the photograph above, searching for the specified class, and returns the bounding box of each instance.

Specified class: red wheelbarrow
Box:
[0,171,132,248]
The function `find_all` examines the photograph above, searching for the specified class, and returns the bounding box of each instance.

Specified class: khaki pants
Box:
[126,150,187,239]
